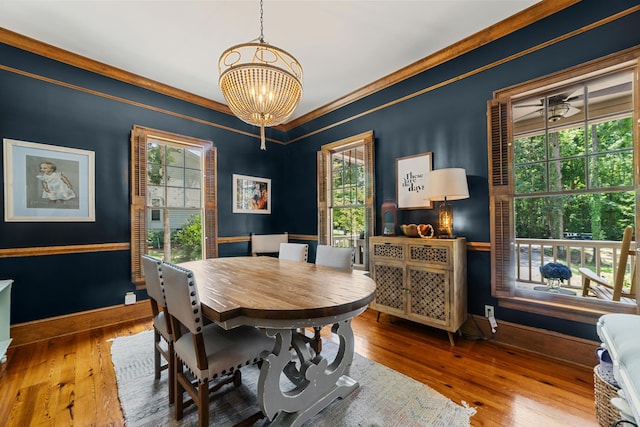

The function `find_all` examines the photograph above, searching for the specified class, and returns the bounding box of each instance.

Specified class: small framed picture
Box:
[396,152,433,209]
[3,138,95,222]
[232,174,271,214]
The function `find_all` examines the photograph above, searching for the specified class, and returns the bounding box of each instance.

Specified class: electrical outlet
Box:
[484,305,494,318]
[124,291,136,305]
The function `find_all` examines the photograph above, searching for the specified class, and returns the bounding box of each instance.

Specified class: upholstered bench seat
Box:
[597,314,640,423]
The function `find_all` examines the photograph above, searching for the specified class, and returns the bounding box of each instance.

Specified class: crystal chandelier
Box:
[218,0,303,150]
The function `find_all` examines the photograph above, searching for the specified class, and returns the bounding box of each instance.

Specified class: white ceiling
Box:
[0,0,539,122]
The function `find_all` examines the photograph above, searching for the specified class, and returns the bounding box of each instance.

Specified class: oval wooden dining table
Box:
[179,256,377,427]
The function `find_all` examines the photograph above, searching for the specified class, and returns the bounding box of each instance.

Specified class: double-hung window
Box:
[130,126,217,287]
[488,49,638,320]
[318,131,375,269]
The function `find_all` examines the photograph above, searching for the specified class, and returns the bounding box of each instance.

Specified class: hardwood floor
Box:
[1,308,599,426]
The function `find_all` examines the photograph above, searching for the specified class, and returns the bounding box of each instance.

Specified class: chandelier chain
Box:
[259,0,264,43]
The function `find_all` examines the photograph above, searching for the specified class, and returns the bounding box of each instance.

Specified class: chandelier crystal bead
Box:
[218,1,303,150]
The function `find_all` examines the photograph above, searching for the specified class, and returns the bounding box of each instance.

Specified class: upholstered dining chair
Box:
[141,254,174,404]
[581,226,636,302]
[315,245,354,272]
[279,242,309,262]
[161,262,275,427]
[251,232,288,256]
[305,245,356,353]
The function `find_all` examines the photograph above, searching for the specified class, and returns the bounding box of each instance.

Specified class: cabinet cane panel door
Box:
[407,265,451,327]
[371,262,405,316]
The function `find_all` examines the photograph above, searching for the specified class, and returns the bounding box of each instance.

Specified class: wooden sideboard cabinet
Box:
[369,236,467,345]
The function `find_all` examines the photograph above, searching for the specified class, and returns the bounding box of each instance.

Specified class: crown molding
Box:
[0,27,233,116]
[281,0,581,130]
[0,0,579,132]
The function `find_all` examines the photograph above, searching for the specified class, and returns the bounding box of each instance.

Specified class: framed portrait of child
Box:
[3,138,95,222]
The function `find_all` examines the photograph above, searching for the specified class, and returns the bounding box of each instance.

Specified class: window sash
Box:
[318,131,375,269]
[487,49,640,319]
[130,125,217,287]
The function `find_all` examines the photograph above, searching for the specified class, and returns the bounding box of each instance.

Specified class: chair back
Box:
[162,262,204,335]
[142,254,166,308]
[279,243,309,262]
[613,226,635,300]
[315,245,354,272]
[251,232,289,256]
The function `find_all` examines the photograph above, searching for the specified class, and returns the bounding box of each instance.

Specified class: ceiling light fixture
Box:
[218,0,303,150]
[545,101,571,122]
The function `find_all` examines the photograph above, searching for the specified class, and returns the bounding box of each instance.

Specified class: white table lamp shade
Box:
[425,168,469,239]
[426,168,469,201]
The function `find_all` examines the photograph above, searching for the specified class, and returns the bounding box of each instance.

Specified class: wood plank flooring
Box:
[0,309,599,426]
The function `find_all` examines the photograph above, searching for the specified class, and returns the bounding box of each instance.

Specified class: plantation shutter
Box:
[363,135,375,269]
[204,146,218,259]
[130,127,148,285]
[487,100,515,297]
[317,151,329,245]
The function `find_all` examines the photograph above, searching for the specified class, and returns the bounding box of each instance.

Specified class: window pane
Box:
[147,185,164,206]
[548,127,585,159]
[185,148,202,169]
[146,210,202,263]
[515,135,545,164]
[169,212,202,263]
[588,118,633,153]
[349,186,355,204]
[589,152,634,188]
[146,164,164,185]
[516,195,575,239]
[166,166,184,187]
[586,73,633,121]
[185,169,201,189]
[332,171,342,189]
[167,187,185,207]
[342,167,351,186]
[185,189,201,208]
[548,158,586,191]
[512,98,546,134]
[167,147,184,167]
[547,87,585,124]
[356,186,365,205]
[515,163,546,194]
[332,206,365,245]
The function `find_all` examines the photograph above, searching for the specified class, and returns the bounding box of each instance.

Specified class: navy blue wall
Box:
[284,0,640,341]
[1,0,638,340]
[0,42,288,322]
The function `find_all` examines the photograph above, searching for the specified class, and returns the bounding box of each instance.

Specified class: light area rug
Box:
[110,330,475,427]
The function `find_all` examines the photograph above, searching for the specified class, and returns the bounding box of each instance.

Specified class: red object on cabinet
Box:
[381,200,397,236]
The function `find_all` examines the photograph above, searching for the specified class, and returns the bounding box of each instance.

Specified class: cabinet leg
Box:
[447,331,456,346]
[376,311,381,322]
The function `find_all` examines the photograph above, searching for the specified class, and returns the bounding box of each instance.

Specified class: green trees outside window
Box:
[513,70,634,242]
[331,149,366,244]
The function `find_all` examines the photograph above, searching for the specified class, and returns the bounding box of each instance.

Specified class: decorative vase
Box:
[546,277,561,291]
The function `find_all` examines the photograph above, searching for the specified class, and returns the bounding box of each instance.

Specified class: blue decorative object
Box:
[540,262,572,282]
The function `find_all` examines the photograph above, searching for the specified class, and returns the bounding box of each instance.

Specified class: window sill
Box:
[498,288,637,324]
